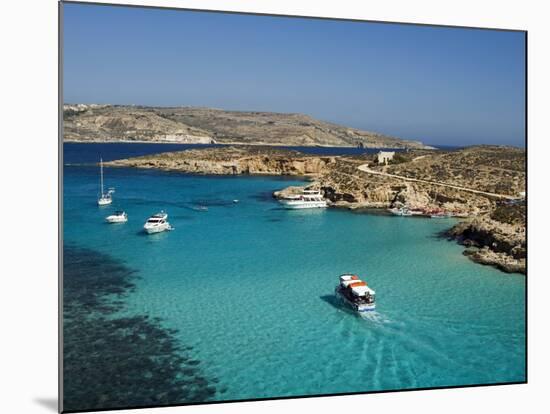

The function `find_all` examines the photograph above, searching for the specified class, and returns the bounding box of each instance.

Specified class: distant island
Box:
[105,145,526,274]
[63,104,433,149]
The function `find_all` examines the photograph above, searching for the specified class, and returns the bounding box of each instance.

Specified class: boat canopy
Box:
[339,274,359,282]
[351,285,376,296]
[149,212,168,220]
[341,279,365,287]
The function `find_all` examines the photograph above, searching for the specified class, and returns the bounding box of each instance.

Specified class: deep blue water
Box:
[63,142,221,163]
[63,142,412,164]
[63,143,525,407]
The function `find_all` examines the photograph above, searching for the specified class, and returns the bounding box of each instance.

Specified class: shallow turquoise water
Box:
[63,162,525,402]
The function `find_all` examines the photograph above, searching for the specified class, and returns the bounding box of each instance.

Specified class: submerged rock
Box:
[63,245,217,411]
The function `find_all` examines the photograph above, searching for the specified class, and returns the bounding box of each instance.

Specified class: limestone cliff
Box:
[445,204,526,274]
[105,146,335,176]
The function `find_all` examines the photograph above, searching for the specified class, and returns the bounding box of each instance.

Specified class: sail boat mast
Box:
[100,157,104,196]
[97,156,114,206]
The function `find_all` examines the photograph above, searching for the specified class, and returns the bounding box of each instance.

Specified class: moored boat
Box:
[388,207,413,216]
[335,274,376,312]
[97,157,115,206]
[143,211,173,234]
[192,205,208,212]
[278,189,327,209]
[105,210,128,223]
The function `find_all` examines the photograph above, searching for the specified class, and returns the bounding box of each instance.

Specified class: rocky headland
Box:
[105,146,336,176]
[63,104,432,149]
[444,203,526,274]
[104,145,525,274]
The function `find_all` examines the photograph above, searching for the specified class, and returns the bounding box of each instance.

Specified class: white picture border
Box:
[2,1,546,414]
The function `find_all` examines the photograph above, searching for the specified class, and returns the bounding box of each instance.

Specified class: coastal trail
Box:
[356,163,517,200]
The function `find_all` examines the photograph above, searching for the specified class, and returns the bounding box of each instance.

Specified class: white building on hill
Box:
[377,151,395,165]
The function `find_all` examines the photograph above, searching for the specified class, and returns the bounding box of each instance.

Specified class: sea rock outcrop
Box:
[445,205,526,274]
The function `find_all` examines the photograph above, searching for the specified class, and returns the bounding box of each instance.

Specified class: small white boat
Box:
[389,207,413,216]
[430,212,452,218]
[278,189,327,209]
[105,211,128,223]
[97,157,115,206]
[98,195,112,206]
[233,199,239,203]
[335,274,376,312]
[143,211,172,234]
[192,205,208,212]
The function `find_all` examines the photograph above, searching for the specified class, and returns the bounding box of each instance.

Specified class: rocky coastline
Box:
[105,146,335,176]
[444,204,526,274]
[104,145,525,274]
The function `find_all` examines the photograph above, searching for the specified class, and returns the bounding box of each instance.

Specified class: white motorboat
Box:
[192,205,208,212]
[388,207,413,216]
[97,157,115,206]
[105,211,128,223]
[335,274,376,312]
[143,211,173,234]
[278,189,327,209]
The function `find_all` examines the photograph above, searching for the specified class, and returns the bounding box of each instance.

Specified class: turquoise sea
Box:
[63,144,525,411]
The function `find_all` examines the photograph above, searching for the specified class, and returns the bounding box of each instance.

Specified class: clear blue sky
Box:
[63,2,526,147]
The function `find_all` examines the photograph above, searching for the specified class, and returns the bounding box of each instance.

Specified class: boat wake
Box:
[359,311,391,324]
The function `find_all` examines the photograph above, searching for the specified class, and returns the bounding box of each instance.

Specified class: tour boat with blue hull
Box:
[335,274,376,312]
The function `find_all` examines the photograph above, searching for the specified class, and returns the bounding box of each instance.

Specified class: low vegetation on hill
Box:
[491,203,526,226]
[63,104,431,149]
[106,146,336,176]
[381,146,525,197]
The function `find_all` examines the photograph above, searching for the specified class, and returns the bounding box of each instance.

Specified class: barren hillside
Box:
[63,104,431,149]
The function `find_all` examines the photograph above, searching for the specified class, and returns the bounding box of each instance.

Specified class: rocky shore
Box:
[105,146,335,176]
[444,204,526,274]
[104,145,525,274]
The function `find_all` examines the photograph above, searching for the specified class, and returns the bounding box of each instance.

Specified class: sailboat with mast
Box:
[97,157,115,206]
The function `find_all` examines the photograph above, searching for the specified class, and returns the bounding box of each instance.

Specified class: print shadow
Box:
[33,398,57,412]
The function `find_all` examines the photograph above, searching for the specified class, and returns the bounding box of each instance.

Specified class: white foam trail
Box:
[360,311,392,324]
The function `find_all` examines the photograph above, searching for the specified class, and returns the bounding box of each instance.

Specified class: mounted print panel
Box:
[60,1,526,412]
